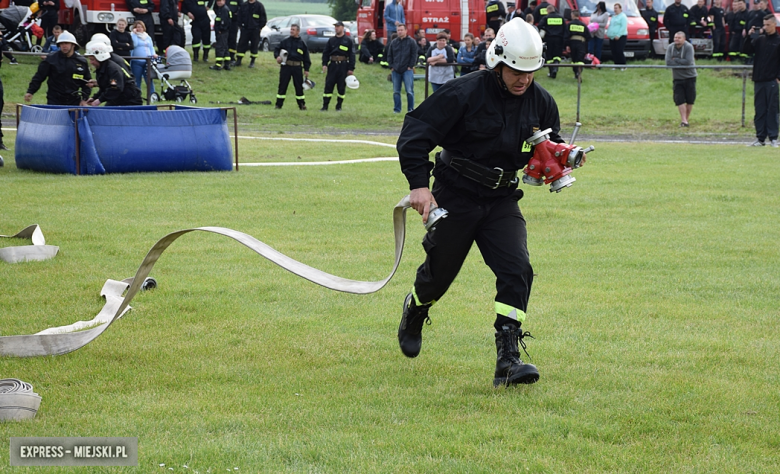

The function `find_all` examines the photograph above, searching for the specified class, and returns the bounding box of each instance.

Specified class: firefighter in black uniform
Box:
[24,32,92,106]
[235,0,267,67]
[689,0,709,38]
[39,0,60,40]
[532,0,551,25]
[160,0,185,50]
[485,0,506,32]
[274,24,311,110]
[727,0,748,62]
[320,21,355,111]
[565,9,591,79]
[226,0,244,63]
[538,5,565,78]
[396,20,561,387]
[182,0,212,62]
[709,0,726,60]
[127,0,156,47]
[210,0,232,70]
[641,0,659,55]
[83,42,143,106]
[664,0,690,43]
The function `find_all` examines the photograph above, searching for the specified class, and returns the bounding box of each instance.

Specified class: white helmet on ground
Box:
[487,18,544,73]
[90,33,114,52]
[84,41,112,62]
[56,30,80,48]
[346,75,359,90]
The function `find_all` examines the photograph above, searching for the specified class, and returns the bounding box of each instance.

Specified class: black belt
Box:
[330,55,347,62]
[439,150,518,189]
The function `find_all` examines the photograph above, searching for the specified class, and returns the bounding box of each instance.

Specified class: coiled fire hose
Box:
[0,196,415,358]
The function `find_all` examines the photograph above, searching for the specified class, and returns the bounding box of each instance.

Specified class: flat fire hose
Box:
[0,196,413,358]
[0,225,59,263]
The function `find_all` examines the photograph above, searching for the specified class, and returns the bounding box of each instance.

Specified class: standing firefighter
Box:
[182,0,212,62]
[565,10,591,79]
[485,0,506,32]
[274,24,311,110]
[226,0,244,63]
[538,5,565,78]
[24,32,92,106]
[396,19,563,387]
[210,0,232,70]
[127,0,156,47]
[321,21,355,111]
[235,0,267,67]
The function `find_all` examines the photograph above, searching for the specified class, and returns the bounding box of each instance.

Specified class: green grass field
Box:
[1,130,779,471]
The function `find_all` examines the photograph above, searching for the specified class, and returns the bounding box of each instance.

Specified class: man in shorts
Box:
[665,31,697,127]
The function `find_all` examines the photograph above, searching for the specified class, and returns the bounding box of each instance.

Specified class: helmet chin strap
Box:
[494,64,510,92]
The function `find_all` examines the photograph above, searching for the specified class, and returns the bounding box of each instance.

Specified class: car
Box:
[260,14,352,53]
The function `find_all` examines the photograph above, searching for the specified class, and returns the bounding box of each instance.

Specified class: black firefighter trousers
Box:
[412,180,534,325]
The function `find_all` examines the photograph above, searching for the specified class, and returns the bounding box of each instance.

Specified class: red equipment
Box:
[523,123,594,193]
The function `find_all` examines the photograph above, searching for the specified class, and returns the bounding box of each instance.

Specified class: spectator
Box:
[525,13,538,32]
[43,24,62,53]
[24,31,92,106]
[182,0,211,62]
[274,23,311,110]
[742,14,780,147]
[426,32,455,92]
[235,0,266,68]
[39,0,59,40]
[641,0,659,54]
[665,31,697,127]
[727,0,748,62]
[442,29,459,55]
[606,2,628,69]
[538,4,565,78]
[359,29,384,64]
[387,23,417,113]
[588,1,608,61]
[110,18,134,57]
[127,0,155,47]
[83,41,143,106]
[473,28,495,69]
[664,0,690,45]
[416,36,428,66]
[320,21,355,111]
[565,9,591,79]
[159,0,184,50]
[748,0,771,33]
[522,0,537,19]
[210,0,232,70]
[457,32,477,75]
[689,0,709,38]
[506,2,519,22]
[384,0,405,41]
[130,20,156,95]
[709,0,726,60]
[485,0,506,32]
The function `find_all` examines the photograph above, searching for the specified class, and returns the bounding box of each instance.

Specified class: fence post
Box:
[742,69,747,128]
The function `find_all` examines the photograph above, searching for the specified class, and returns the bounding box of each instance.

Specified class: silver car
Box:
[260,14,352,53]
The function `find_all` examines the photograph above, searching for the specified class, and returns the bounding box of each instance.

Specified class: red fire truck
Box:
[56,0,162,44]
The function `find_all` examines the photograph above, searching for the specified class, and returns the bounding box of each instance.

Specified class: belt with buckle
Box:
[285,60,302,66]
[439,150,518,189]
[330,55,347,62]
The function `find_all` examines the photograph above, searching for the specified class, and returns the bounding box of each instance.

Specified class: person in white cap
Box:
[83,41,143,106]
[24,31,91,105]
[396,19,564,388]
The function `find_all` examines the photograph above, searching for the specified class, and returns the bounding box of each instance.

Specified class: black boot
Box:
[335,98,343,111]
[248,57,256,68]
[234,56,243,67]
[297,99,306,110]
[192,47,199,62]
[493,325,539,387]
[320,97,331,111]
[275,99,284,109]
[202,48,210,62]
[397,293,432,358]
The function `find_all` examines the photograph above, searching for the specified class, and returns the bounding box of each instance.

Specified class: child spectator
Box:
[457,32,477,75]
[426,32,455,92]
[43,25,62,53]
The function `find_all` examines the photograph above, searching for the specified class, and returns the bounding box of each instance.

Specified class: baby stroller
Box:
[0,5,42,53]
[149,45,197,104]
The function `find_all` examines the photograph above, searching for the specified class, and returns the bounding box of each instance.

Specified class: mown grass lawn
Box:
[1,133,779,472]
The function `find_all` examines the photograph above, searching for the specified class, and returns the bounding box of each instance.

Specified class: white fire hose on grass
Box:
[0,196,419,358]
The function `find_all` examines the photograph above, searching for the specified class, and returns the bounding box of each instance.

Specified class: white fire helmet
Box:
[303,78,316,91]
[90,33,114,52]
[279,49,288,65]
[56,31,80,48]
[346,75,359,90]
[84,41,112,62]
[487,18,545,73]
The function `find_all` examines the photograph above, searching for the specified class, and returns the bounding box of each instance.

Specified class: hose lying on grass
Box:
[0,225,59,264]
[0,196,413,358]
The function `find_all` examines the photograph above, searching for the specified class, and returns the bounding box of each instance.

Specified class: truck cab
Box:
[567,0,651,60]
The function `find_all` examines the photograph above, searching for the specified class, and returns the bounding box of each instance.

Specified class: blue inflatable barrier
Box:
[15,105,234,175]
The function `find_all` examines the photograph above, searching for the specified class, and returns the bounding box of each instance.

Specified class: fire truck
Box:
[56,0,162,44]
[356,0,488,43]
